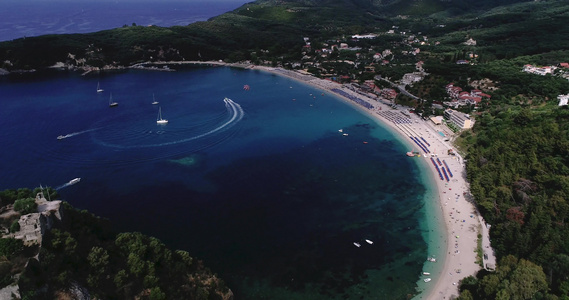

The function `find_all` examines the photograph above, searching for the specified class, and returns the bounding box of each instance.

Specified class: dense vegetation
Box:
[454,102,569,299]
[0,189,232,299]
[0,0,543,70]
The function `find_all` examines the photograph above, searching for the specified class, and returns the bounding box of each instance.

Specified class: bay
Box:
[0,66,433,299]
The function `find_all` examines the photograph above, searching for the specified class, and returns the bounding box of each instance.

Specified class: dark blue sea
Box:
[0,66,443,299]
[0,0,248,41]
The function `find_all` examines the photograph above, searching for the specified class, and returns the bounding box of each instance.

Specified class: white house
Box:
[444,108,473,129]
[558,94,569,106]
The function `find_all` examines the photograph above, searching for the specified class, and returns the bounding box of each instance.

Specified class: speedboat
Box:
[424,278,431,283]
[353,242,361,247]
[69,178,81,185]
[422,272,431,276]
[365,239,373,245]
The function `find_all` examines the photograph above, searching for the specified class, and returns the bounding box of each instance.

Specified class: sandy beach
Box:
[135,61,494,299]
[251,65,495,299]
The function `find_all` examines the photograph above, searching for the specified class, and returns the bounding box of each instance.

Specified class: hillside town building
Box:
[444,108,474,129]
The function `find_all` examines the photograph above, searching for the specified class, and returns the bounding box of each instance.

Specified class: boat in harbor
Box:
[157,107,168,124]
[109,93,118,107]
[365,239,373,245]
[68,178,81,185]
[353,242,361,247]
[424,278,431,283]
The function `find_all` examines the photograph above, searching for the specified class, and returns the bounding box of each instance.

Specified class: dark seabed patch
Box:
[103,123,428,299]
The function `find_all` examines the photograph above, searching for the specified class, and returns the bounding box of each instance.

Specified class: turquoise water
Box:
[0,66,440,299]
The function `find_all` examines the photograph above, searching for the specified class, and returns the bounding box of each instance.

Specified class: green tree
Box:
[114,269,128,289]
[87,246,110,289]
[458,289,474,300]
[127,253,145,277]
[10,220,20,233]
[507,259,548,300]
[496,288,511,300]
[149,287,166,300]
[49,230,77,254]
[479,273,501,298]
[13,198,37,214]
[0,238,23,259]
[0,256,14,288]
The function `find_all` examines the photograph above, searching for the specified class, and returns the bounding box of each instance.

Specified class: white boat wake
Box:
[55,177,81,190]
[95,97,244,149]
[57,128,99,140]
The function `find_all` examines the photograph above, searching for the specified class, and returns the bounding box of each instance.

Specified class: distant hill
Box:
[0,0,542,71]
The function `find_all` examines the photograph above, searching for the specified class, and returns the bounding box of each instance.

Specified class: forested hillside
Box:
[0,0,536,70]
[457,105,569,298]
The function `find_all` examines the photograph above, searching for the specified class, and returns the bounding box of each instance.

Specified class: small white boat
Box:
[69,178,81,185]
[424,278,431,283]
[427,257,436,262]
[57,135,69,140]
[343,133,349,136]
[97,82,104,93]
[338,129,343,132]
[422,272,431,276]
[109,93,118,107]
[353,242,361,248]
[157,106,168,124]
[151,94,159,105]
[365,239,373,245]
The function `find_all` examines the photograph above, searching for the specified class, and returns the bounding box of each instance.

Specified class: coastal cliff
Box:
[0,188,233,300]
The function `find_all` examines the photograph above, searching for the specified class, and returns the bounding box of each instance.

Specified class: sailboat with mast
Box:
[97,82,104,93]
[157,107,168,124]
[109,93,118,107]
[152,94,159,105]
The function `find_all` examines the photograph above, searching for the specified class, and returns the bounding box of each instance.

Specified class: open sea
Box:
[0,66,445,299]
[0,0,248,42]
